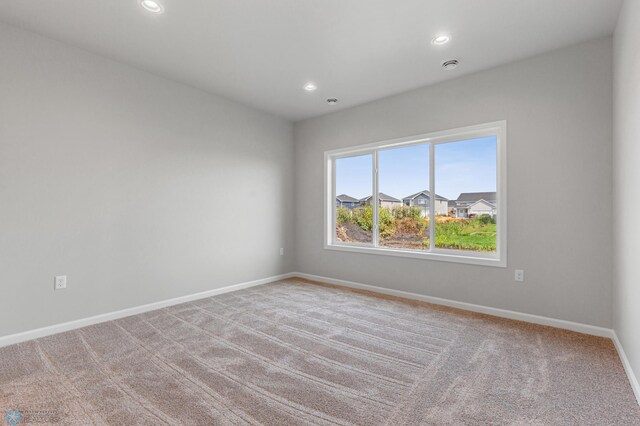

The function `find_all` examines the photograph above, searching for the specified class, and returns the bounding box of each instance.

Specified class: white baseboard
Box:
[612,331,640,405]
[292,272,613,338]
[0,272,295,349]
[1,271,611,345]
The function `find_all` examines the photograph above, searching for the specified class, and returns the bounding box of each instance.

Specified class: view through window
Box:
[328,122,504,265]
[378,144,430,250]
[435,137,497,252]
[335,154,372,245]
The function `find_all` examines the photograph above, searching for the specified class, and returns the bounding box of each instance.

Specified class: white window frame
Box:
[324,121,507,267]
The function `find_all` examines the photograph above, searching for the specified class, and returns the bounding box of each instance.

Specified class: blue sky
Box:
[335,136,496,201]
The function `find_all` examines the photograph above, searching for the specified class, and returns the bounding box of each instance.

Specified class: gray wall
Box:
[613,0,640,391]
[294,37,613,327]
[0,24,294,337]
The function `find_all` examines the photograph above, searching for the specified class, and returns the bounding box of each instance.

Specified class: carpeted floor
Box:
[1,278,639,425]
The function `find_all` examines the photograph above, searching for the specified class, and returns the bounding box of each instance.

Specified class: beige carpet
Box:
[1,278,639,425]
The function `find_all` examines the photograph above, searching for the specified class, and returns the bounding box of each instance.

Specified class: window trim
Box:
[324,121,507,268]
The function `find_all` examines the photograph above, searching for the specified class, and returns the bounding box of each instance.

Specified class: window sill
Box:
[324,243,506,268]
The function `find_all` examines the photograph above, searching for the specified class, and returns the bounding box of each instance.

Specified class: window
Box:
[325,121,506,267]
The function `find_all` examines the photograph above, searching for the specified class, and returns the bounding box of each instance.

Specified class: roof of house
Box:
[402,190,448,201]
[359,193,402,203]
[455,192,497,203]
[336,194,359,203]
[468,199,496,209]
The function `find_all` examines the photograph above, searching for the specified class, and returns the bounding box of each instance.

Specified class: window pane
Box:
[335,154,373,245]
[434,136,497,252]
[378,144,430,250]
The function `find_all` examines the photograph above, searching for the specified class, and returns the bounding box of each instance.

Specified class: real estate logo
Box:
[4,409,22,425]
[3,409,60,424]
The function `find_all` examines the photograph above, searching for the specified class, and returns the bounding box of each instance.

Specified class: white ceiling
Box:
[0,0,622,121]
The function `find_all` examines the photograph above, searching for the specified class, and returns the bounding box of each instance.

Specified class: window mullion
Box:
[331,156,337,245]
[373,151,379,248]
[429,143,435,251]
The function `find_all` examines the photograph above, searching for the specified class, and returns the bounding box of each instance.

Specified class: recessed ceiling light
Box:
[431,35,451,46]
[140,0,164,14]
[442,59,459,70]
[303,82,317,92]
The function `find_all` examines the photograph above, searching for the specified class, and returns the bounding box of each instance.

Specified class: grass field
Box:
[434,219,496,251]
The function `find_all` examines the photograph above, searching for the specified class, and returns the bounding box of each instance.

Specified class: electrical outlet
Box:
[280,248,284,256]
[54,275,67,290]
[515,270,524,282]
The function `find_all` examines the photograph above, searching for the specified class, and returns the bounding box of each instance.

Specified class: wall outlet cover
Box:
[54,275,67,290]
